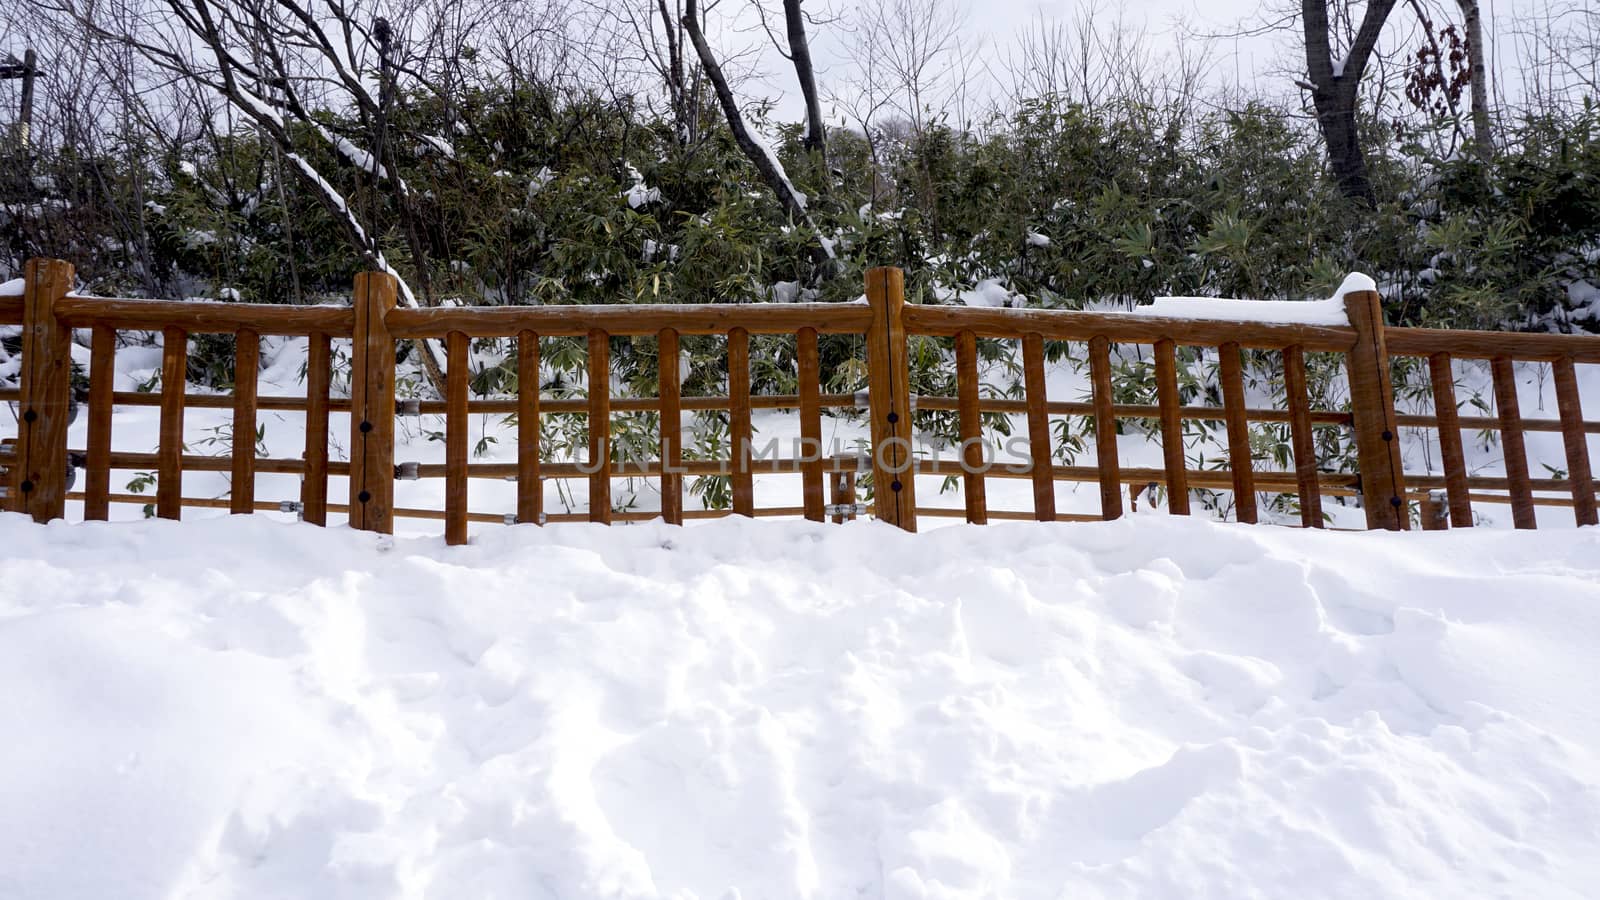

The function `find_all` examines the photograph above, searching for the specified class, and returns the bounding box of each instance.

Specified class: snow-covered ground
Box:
[2,513,1598,898]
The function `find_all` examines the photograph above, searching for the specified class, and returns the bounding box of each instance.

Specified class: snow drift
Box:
[2,513,1598,898]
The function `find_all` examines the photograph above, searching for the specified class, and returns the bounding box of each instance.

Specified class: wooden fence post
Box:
[865,266,917,532]
[156,325,188,520]
[230,329,260,515]
[445,330,469,545]
[349,271,397,534]
[12,259,74,523]
[1343,287,1407,530]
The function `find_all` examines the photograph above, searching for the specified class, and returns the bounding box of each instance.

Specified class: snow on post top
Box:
[1119,273,1379,328]
[0,278,22,297]
[1335,271,1378,294]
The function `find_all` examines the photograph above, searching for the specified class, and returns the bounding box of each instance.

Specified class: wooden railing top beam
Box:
[55,295,354,336]
[385,302,875,339]
[902,305,1359,352]
[42,293,1600,366]
[1386,326,1600,363]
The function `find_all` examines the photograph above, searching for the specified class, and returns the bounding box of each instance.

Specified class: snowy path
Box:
[2,514,1598,898]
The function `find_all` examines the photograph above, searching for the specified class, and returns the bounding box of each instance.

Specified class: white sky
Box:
[743,0,1548,123]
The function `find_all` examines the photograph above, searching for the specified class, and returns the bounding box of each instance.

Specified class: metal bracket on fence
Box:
[395,461,420,480]
[908,394,919,412]
[855,450,872,473]
[824,503,867,517]
[278,500,303,515]
[397,399,422,416]
[853,389,870,409]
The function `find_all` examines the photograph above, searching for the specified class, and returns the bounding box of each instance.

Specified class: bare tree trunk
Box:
[1457,0,1494,159]
[683,0,834,277]
[1302,0,1399,204]
[373,17,448,394]
[683,0,809,222]
[656,0,697,145]
[784,0,826,159]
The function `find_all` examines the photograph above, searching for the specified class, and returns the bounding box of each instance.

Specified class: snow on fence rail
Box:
[4,257,1600,540]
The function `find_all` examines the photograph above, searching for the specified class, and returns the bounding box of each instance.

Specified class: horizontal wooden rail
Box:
[67,491,810,524]
[913,395,1355,426]
[397,456,872,479]
[914,459,1361,492]
[66,449,347,476]
[902,305,1358,351]
[386,303,874,339]
[1444,492,1591,509]
[100,391,867,416]
[409,393,863,415]
[1391,411,1600,435]
[916,507,1103,522]
[54,295,354,336]
[111,391,355,413]
[1386,327,1600,363]
[131,390,1600,433]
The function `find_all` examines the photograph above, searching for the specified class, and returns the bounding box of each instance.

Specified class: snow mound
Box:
[1124,274,1381,327]
[0,277,22,297]
[1131,296,1350,326]
[958,278,1023,308]
[2,514,1599,898]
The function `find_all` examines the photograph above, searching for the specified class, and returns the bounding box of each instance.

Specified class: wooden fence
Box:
[4,257,1600,541]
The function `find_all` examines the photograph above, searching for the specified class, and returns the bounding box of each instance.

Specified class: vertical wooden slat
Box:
[1282,345,1323,528]
[955,329,987,524]
[228,329,259,515]
[587,328,611,523]
[518,330,542,524]
[1552,357,1597,527]
[1491,356,1537,529]
[1021,332,1055,522]
[796,327,824,522]
[1427,352,1473,527]
[658,328,683,525]
[1217,342,1257,524]
[864,267,917,531]
[728,327,754,516]
[1153,338,1189,515]
[84,324,116,520]
[1344,288,1407,530]
[157,326,187,520]
[300,331,330,524]
[1089,335,1122,520]
[349,271,398,534]
[445,331,469,545]
[13,258,74,522]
